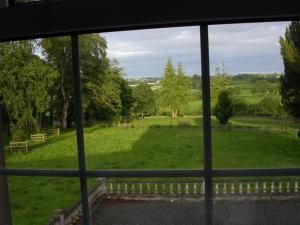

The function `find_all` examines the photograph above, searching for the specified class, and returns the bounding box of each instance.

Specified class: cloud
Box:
[100,22,290,77]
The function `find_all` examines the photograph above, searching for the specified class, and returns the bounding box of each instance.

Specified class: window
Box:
[0,1,299,225]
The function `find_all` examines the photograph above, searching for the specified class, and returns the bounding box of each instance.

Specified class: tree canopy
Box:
[0,41,57,140]
[160,57,191,117]
[280,21,300,119]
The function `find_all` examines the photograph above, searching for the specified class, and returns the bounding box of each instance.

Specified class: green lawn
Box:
[5,117,300,225]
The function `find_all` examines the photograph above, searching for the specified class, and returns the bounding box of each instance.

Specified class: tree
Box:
[192,74,202,90]
[41,37,73,129]
[120,79,134,118]
[279,21,300,119]
[211,64,231,98]
[0,41,57,140]
[256,96,284,117]
[132,83,155,118]
[160,58,191,117]
[213,90,233,125]
[251,80,271,95]
[41,34,125,126]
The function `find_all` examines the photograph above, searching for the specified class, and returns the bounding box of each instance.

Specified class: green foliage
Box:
[160,58,192,117]
[231,98,250,116]
[251,80,276,95]
[213,90,233,124]
[256,96,284,117]
[120,79,134,118]
[211,66,231,98]
[191,74,202,90]
[132,83,155,117]
[280,21,300,119]
[0,41,57,140]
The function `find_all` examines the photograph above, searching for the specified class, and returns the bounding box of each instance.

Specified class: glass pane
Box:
[212,176,300,225]
[8,176,82,225]
[209,22,300,169]
[87,177,205,225]
[78,27,204,170]
[0,37,79,169]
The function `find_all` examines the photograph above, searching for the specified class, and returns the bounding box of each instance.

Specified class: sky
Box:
[100,21,290,78]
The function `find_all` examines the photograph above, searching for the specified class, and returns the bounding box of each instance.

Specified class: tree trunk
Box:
[61,100,68,129]
[60,70,68,129]
[0,107,12,225]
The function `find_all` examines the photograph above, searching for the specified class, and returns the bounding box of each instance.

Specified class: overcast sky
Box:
[101,22,290,78]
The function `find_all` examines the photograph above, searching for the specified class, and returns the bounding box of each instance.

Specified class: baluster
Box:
[295,180,298,193]
[131,184,135,195]
[215,183,219,195]
[162,184,166,195]
[286,180,290,193]
[239,182,243,194]
[103,183,107,193]
[139,183,143,195]
[255,181,259,194]
[117,183,121,194]
[154,184,159,194]
[279,180,283,193]
[231,182,235,194]
[177,183,182,194]
[170,183,174,195]
[185,183,189,195]
[201,180,205,195]
[223,182,227,194]
[147,183,151,194]
[124,183,128,195]
[247,182,251,194]
[193,183,197,195]
[263,181,267,193]
[109,183,113,194]
[271,181,275,193]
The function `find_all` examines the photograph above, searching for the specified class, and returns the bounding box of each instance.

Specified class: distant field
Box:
[5,116,300,225]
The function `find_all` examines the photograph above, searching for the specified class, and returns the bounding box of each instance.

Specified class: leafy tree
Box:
[191,74,202,90]
[280,21,300,119]
[213,90,233,125]
[41,34,124,127]
[160,58,191,117]
[251,80,272,95]
[256,96,284,117]
[0,41,57,140]
[211,65,231,98]
[120,79,134,118]
[132,83,155,118]
[41,37,73,129]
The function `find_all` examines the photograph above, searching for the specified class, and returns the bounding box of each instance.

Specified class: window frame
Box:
[0,2,300,224]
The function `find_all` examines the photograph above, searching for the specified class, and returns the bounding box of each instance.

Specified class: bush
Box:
[213,90,233,124]
[232,98,250,116]
[256,96,284,117]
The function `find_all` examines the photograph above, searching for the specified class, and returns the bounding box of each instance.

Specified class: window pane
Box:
[208,22,300,169]
[78,27,204,170]
[212,176,300,225]
[87,177,205,225]
[8,176,82,225]
[0,37,79,169]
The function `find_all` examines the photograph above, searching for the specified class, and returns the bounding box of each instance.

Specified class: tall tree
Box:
[213,90,233,125]
[0,41,57,140]
[211,64,231,98]
[280,21,300,119]
[133,83,155,118]
[160,58,191,117]
[41,37,73,129]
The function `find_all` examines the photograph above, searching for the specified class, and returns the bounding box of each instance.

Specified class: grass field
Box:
[4,116,300,225]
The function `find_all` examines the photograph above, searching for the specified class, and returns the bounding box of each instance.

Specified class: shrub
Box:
[232,98,250,116]
[256,96,284,117]
[213,90,233,124]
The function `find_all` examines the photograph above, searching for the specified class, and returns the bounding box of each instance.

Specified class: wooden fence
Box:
[31,133,47,142]
[10,141,28,153]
